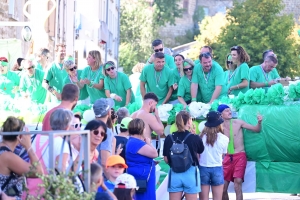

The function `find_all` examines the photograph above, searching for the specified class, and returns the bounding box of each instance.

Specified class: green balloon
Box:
[170,123,178,134]
[193,121,200,135]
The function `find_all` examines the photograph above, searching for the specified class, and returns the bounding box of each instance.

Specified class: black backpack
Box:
[169,133,193,173]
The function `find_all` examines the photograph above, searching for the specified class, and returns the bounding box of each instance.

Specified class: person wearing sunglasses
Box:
[227,46,250,96]
[43,43,68,102]
[0,57,20,98]
[80,50,106,104]
[103,61,135,107]
[19,59,47,104]
[224,54,237,93]
[194,45,213,65]
[70,114,83,159]
[146,39,176,70]
[63,58,89,104]
[84,119,107,163]
[191,52,227,104]
[177,59,201,108]
[36,48,50,72]
[169,54,185,104]
[140,52,175,105]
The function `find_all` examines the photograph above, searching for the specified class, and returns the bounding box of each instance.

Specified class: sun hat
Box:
[205,111,224,127]
[115,173,138,189]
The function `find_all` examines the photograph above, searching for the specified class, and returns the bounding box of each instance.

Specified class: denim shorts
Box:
[168,166,201,194]
[199,166,224,186]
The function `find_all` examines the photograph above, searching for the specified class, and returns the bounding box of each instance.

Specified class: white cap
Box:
[115,173,138,189]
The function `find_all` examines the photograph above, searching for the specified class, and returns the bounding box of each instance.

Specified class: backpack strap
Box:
[182,133,191,143]
[169,134,175,143]
[0,146,12,152]
[0,146,16,191]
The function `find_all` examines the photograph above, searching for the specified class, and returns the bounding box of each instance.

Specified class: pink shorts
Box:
[223,152,247,182]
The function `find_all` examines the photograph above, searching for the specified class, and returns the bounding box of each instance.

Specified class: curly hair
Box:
[230,46,250,63]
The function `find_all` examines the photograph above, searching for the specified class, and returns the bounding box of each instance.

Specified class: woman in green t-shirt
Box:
[228,46,250,96]
[103,61,135,107]
[170,54,185,103]
[224,54,237,92]
[177,58,201,109]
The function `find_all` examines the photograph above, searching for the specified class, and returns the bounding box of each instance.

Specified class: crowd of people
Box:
[0,37,286,200]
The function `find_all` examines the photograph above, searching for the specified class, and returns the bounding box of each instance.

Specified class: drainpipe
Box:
[105,0,109,62]
[116,0,120,66]
[55,0,60,46]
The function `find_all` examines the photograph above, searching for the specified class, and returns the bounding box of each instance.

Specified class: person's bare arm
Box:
[148,109,164,136]
[42,79,61,100]
[140,81,146,98]
[230,79,248,91]
[250,80,277,89]
[239,115,262,132]
[191,83,198,100]
[178,96,187,108]
[112,137,116,155]
[162,86,173,104]
[125,89,131,106]
[209,85,222,104]
[138,138,158,158]
[55,153,69,172]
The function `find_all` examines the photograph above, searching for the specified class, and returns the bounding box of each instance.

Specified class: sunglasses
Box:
[93,130,105,137]
[183,67,193,72]
[26,66,34,70]
[106,67,115,72]
[154,48,164,53]
[72,123,82,129]
[69,66,77,71]
[227,61,233,65]
[231,46,240,51]
[199,52,212,60]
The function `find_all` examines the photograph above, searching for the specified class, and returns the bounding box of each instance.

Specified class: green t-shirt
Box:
[36,62,44,72]
[140,64,174,104]
[192,60,226,103]
[228,62,250,96]
[250,65,280,91]
[20,69,47,104]
[177,75,203,103]
[80,66,106,104]
[194,59,200,65]
[0,71,20,98]
[44,62,68,93]
[147,54,176,70]
[104,72,135,107]
[170,68,181,101]
[63,70,89,101]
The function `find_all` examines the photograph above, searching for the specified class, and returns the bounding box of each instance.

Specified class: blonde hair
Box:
[200,125,223,147]
[89,50,103,67]
[132,63,145,73]
[175,111,191,132]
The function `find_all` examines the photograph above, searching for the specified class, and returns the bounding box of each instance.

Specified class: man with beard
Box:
[131,92,164,138]
[140,52,174,105]
[43,44,67,101]
[191,52,226,103]
[19,59,47,104]
[42,84,79,131]
[217,104,262,200]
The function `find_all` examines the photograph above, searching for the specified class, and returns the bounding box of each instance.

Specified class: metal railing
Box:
[0,130,91,192]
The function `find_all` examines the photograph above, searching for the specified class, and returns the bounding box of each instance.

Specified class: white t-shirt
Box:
[199,132,229,167]
[32,135,70,170]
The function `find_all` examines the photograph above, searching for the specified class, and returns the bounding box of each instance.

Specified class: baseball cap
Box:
[120,117,132,129]
[93,98,115,118]
[0,57,8,62]
[115,173,137,189]
[205,111,224,127]
[106,155,128,168]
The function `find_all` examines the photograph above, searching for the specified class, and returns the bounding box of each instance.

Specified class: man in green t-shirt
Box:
[20,59,47,104]
[146,39,176,70]
[191,52,226,104]
[0,57,20,98]
[43,44,67,101]
[140,52,174,105]
[36,48,50,72]
[194,45,213,65]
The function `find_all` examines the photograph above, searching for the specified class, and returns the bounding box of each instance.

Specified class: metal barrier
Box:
[0,130,91,192]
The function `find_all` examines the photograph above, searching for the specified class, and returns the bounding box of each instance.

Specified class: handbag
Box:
[135,162,153,193]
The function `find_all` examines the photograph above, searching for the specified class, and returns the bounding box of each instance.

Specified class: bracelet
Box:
[265,82,268,87]
[192,98,196,102]
[110,93,116,99]
[48,86,54,93]
[237,85,240,89]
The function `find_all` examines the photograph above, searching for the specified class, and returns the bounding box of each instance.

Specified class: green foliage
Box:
[119,0,183,73]
[25,171,94,200]
[152,0,183,27]
[215,0,300,76]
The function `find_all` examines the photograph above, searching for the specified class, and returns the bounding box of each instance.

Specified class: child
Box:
[90,163,117,200]
[114,173,137,200]
[98,155,127,192]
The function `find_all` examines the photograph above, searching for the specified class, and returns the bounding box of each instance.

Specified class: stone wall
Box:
[282,0,300,23]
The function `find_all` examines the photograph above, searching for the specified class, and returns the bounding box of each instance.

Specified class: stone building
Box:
[159,0,300,48]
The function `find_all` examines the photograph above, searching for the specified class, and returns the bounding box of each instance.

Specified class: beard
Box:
[71,102,77,110]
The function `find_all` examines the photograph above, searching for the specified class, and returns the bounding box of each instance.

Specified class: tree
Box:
[215,0,300,77]
[119,0,183,74]
[188,13,228,60]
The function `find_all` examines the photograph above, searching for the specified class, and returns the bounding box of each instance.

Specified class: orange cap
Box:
[106,155,128,168]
